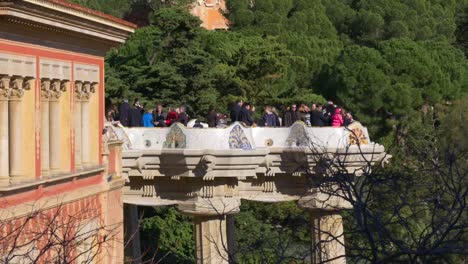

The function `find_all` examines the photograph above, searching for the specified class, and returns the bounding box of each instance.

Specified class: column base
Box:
[0,178,9,187]
[9,175,29,185]
[49,167,61,175]
[41,170,49,177]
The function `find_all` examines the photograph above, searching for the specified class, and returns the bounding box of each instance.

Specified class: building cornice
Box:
[36,0,137,29]
[0,0,135,45]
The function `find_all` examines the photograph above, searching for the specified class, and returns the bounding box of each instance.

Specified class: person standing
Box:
[325,101,336,125]
[142,108,155,127]
[128,103,142,127]
[118,99,130,126]
[165,107,179,126]
[206,107,219,128]
[262,106,277,127]
[310,104,329,127]
[152,104,167,127]
[240,102,254,126]
[272,107,281,127]
[283,104,299,126]
[178,106,189,126]
[344,110,354,126]
[331,107,344,127]
[230,99,243,123]
[298,104,311,126]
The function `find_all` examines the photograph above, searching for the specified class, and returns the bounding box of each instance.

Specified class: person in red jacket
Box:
[331,107,344,127]
[165,107,179,126]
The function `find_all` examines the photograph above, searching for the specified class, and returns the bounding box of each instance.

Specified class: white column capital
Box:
[10,76,33,99]
[81,81,97,101]
[50,79,68,100]
[0,75,11,100]
[75,81,84,100]
[41,78,52,100]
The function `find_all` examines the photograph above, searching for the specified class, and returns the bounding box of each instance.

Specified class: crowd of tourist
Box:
[107,99,190,127]
[106,98,355,128]
[229,99,354,128]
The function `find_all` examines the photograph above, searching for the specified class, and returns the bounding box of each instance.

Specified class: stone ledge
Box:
[0,166,105,193]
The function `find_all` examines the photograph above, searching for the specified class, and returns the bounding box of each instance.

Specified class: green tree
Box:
[68,0,132,18]
[320,38,467,143]
[140,206,195,263]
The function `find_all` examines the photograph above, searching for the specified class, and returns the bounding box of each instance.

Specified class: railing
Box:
[106,121,373,151]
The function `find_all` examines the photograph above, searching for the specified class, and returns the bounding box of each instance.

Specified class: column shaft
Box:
[0,99,9,186]
[226,214,237,262]
[310,212,346,264]
[49,99,60,174]
[81,100,90,167]
[74,99,82,170]
[194,215,231,264]
[9,97,23,183]
[40,99,50,176]
[124,204,141,264]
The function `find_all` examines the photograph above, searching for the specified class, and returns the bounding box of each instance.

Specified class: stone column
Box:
[298,187,351,264]
[40,79,51,177]
[0,76,10,186]
[310,211,346,264]
[74,81,83,170]
[81,82,93,167]
[9,77,29,183]
[226,214,237,262]
[49,79,65,174]
[124,203,141,264]
[193,215,231,264]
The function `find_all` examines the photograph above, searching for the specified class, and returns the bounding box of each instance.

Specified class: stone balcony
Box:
[109,121,385,208]
[108,121,387,263]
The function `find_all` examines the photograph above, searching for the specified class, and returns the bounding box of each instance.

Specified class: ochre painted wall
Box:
[0,39,104,179]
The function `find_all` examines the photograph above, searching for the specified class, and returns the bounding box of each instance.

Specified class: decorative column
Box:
[298,187,351,264]
[81,82,95,167]
[309,211,346,264]
[193,215,231,264]
[74,81,83,170]
[0,76,10,186]
[49,79,66,174]
[9,77,29,183]
[177,179,240,264]
[40,79,51,176]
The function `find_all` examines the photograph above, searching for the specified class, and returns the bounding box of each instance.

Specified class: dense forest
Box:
[71,0,467,263]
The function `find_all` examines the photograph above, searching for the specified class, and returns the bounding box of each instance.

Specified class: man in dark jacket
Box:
[310,104,329,127]
[283,104,300,126]
[230,99,243,123]
[240,103,253,126]
[206,107,219,128]
[118,99,130,126]
[177,106,189,126]
[152,104,167,127]
[128,104,142,127]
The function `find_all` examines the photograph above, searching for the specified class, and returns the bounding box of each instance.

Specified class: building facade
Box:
[0,1,134,262]
[190,0,229,30]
